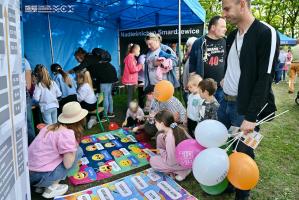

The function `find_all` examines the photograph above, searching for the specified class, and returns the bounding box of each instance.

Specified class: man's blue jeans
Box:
[218,97,255,199]
[218,98,244,128]
[214,87,224,105]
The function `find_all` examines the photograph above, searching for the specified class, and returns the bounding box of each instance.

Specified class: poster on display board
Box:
[0,0,31,199]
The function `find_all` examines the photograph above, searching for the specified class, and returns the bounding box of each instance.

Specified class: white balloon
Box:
[195,120,228,148]
[192,148,229,186]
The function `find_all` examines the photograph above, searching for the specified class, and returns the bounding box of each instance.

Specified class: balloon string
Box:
[256,110,289,126]
[234,136,241,151]
[256,111,275,125]
[226,136,238,145]
[225,137,238,151]
[257,103,268,117]
[226,132,243,145]
[225,132,243,152]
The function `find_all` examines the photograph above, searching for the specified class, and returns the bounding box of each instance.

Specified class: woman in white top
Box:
[76,70,97,129]
[33,64,62,125]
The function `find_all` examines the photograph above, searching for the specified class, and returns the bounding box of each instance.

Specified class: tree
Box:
[199,0,299,38]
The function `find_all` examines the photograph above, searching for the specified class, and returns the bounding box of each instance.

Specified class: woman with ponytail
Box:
[122,43,143,106]
[51,63,77,114]
[150,110,191,181]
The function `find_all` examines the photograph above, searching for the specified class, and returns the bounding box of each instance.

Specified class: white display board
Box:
[0,0,31,199]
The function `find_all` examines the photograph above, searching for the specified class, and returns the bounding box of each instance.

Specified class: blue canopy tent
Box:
[278,31,296,45]
[22,0,206,73]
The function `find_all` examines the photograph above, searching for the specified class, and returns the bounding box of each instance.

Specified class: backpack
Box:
[92,48,111,62]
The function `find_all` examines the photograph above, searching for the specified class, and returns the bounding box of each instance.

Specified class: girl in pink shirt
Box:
[29,102,87,199]
[122,43,143,106]
[150,110,191,181]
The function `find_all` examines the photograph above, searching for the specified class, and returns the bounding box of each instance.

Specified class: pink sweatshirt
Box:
[149,129,191,177]
[156,57,173,81]
[122,53,143,85]
[29,126,77,172]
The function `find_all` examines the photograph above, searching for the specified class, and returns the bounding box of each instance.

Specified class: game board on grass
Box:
[68,129,154,185]
[57,168,197,200]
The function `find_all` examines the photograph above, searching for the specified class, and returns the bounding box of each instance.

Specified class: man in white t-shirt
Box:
[220,0,279,199]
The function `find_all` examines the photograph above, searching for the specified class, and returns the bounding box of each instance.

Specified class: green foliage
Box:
[199,0,299,38]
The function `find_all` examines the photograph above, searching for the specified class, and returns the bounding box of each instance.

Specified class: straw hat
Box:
[58,102,88,124]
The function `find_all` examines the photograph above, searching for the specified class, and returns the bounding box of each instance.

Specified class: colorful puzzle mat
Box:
[57,168,197,200]
[68,129,154,185]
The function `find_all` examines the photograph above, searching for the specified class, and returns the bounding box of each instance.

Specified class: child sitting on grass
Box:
[150,110,191,181]
[122,100,145,128]
[29,102,86,199]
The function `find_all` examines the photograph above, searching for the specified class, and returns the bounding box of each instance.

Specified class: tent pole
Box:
[46,0,54,63]
[178,0,182,86]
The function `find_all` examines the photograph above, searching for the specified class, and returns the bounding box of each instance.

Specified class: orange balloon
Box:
[153,80,174,102]
[227,152,259,190]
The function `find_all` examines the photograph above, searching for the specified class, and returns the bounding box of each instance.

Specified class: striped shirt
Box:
[150,96,186,123]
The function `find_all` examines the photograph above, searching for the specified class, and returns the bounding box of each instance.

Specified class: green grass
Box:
[31,82,299,200]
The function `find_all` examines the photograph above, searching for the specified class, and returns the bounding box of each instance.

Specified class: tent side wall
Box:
[23,13,120,74]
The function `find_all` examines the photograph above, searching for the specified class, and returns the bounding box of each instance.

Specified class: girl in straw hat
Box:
[28,102,87,199]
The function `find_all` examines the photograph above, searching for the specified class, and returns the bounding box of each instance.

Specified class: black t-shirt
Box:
[203,36,226,84]
[93,62,118,84]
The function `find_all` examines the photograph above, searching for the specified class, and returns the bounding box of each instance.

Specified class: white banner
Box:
[0,0,31,199]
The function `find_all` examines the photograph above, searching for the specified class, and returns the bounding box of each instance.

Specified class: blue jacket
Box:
[188,35,206,76]
[53,74,77,98]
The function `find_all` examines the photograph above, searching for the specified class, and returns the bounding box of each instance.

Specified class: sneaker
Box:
[42,184,68,199]
[107,113,115,118]
[100,118,108,122]
[175,174,186,181]
[87,118,97,129]
[34,187,44,194]
[175,170,191,182]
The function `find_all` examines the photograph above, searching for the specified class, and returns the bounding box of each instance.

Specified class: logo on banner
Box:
[24,5,75,13]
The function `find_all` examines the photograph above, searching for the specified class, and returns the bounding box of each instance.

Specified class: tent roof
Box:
[278,31,296,45]
[23,0,206,31]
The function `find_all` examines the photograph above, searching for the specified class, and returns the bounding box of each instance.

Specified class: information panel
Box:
[0,0,31,199]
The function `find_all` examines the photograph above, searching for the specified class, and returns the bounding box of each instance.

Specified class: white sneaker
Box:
[100,118,107,122]
[175,170,191,182]
[87,119,97,129]
[42,184,68,199]
[175,174,186,181]
[34,187,44,194]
